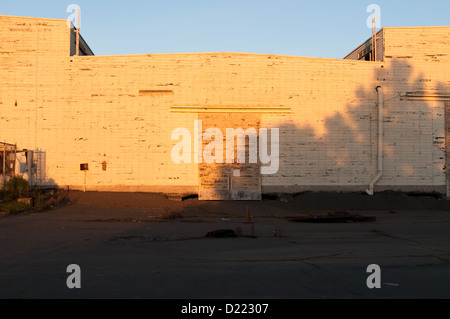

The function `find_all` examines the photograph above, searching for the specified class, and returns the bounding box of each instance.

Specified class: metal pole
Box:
[2,143,6,186]
[373,16,377,62]
[371,17,375,61]
[13,144,16,177]
[27,151,34,191]
[76,7,80,56]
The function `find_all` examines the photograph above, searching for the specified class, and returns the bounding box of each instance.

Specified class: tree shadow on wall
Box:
[202,59,449,211]
[271,59,449,208]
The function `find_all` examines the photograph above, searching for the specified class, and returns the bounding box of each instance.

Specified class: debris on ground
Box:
[205,229,238,238]
[287,211,376,223]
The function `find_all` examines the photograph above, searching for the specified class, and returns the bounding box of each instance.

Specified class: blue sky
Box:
[2,0,449,58]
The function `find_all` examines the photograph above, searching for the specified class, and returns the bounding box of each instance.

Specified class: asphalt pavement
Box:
[1,191,450,299]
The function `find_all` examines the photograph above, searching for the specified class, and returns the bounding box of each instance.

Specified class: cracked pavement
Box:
[1,192,450,299]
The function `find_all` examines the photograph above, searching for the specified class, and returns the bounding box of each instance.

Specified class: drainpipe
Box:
[366,86,383,196]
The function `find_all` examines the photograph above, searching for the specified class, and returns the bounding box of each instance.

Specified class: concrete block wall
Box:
[376,27,450,192]
[1,15,449,194]
[66,53,382,193]
[0,16,71,187]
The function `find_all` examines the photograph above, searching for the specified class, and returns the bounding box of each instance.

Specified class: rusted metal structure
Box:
[0,142,17,187]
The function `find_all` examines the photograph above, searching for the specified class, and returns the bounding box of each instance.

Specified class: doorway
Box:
[198,113,262,200]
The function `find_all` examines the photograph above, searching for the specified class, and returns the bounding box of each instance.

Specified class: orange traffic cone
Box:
[245,206,252,223]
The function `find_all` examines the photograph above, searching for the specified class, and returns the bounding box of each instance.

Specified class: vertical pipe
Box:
[366,86,383,195]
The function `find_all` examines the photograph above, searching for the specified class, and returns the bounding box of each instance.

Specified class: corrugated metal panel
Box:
[70,27,94,56]
[344,29,384,61]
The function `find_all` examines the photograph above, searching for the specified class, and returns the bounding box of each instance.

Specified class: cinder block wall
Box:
[0,16,71,187]
[1,16,449,194]
[377,27,450,192]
